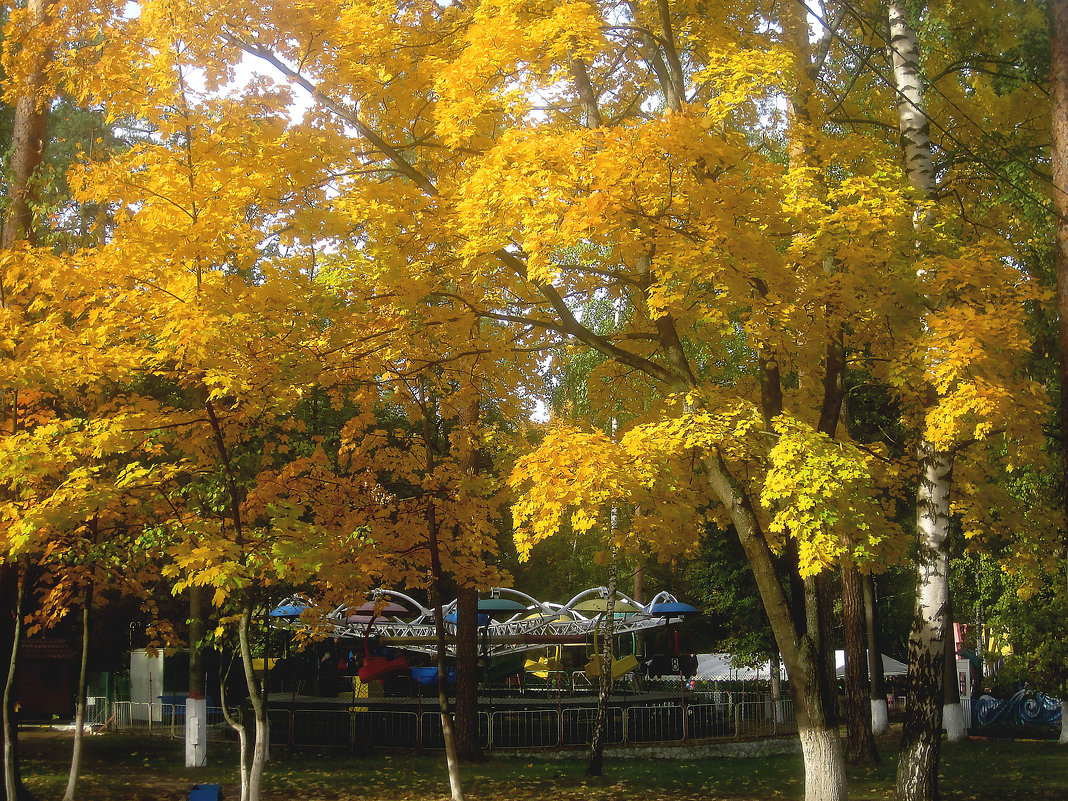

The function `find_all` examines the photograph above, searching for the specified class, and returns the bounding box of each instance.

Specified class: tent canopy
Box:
[692,650,910,682]
[694,653,786,682]
[834,649,908,679]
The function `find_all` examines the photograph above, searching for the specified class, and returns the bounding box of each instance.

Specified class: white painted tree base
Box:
[943,702,967,742]
[185,696,207,768]
[1060,701,1068,745]
[871,699,889,736]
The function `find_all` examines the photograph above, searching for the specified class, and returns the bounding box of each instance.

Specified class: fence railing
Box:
[890,696,973,733]
[85,697,108,727]
[109,701,239,741]
[106,695,795,751]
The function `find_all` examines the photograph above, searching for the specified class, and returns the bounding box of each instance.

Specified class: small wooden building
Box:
[18,638,76,721]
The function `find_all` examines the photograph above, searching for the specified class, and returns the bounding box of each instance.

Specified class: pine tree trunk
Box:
[1,0,50,249]
[842,561,878,764]
[1052,0,1068,545]
[807,574,838,729]
[1049,0,1068,740]
[62,583,92,801]
[454,391,482,763]
[454,585,481,762]
[863,574,889,736]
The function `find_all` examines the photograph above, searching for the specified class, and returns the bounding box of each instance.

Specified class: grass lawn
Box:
[16,728,1068,800]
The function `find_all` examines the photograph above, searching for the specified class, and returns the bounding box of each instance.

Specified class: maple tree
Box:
[0,3,1058,801]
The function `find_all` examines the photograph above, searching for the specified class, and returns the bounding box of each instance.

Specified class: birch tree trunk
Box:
[888,4,956,798]
[897,444,953,801]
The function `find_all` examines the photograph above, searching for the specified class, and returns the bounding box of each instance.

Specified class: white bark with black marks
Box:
[897,444,953,801]
[888,1,936,198]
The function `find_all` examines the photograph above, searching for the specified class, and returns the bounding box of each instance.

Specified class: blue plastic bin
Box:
[189,784,222,801]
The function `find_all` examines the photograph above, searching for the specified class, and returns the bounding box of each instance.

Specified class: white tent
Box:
[834,649,908,679]
[694,653,787,682]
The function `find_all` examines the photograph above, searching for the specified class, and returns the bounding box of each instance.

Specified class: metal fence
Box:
[85,697,108,727]
[110,701,239,741]
[104,696,795,751]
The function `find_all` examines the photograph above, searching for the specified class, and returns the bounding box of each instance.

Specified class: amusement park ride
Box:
[270,586,700,688]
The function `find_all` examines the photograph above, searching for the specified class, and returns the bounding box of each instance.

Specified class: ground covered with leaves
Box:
[17,729,1068,800]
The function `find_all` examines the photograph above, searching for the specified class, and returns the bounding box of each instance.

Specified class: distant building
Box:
[18,638,76,721]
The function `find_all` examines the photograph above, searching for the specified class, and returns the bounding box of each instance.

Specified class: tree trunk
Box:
[770,648,783,725]
[807,573,838,729]
[2,561,30,801]
[1,3,50,797]
[1051,0,1068,542]
[704,451,847,801]
[453,585,481,762]
[841,560,878,764]
[62,583,93,801]
[1049,0,1068,750]
[205,400,267,798]
[863,574,889,736]
[587,552,618,776]
[896,444,953,801]
[888,4,956,798]
[428,516,463,801]
[186,584,207,768]
[237,600,268,801]
[2,0,50,250]
[941,605,966,742]
[454,391,482,764]
[218,657,249,801]
[423,406,464,801]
